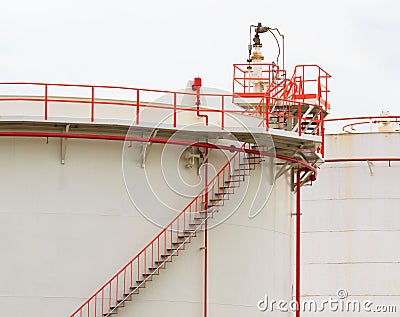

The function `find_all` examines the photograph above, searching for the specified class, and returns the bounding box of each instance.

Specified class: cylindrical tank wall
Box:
[302,132,400,316]
[0,135,294,317]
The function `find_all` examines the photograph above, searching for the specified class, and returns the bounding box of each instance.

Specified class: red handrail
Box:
[0,82,326,139]
[291,65,331,110]
[69,142,247,317]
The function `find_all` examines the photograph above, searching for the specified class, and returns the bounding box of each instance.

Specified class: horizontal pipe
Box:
[325,115,400,122]
[325,158,400,163]
[0,131,316,173]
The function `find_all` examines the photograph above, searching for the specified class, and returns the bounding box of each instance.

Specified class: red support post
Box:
[173,92,177,127]
[91,86,95,122]
[136,90,140,125]
[44,84,48,120]
[221,95,225,130]
[298,102,302,136]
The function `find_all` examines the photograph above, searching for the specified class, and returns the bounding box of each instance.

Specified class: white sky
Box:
[1,0,399,120]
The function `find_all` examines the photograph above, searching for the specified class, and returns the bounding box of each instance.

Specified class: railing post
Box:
[265,97,269,131]
[136,90,140,125]
[321,114,325,157]
[91,86,95,122]
[44,84,48,120]
[221,95,225,130]
[173,92,177,128]
[298,102,301,136]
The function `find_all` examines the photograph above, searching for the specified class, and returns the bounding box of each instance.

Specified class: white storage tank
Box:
[302,126,400,315]
[0,84,317,317]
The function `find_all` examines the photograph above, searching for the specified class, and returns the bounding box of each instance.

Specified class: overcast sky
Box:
[1,0,399,122]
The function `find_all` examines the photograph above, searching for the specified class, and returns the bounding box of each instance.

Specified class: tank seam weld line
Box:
[302,229,400,233]
[302,294,400,297]
[303,197,400,201]
[303,261,400,265]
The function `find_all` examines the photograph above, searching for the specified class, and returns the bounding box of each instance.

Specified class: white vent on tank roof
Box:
[378,110,400,132]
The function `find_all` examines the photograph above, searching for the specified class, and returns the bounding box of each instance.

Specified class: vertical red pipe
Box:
[204,146,209,317]
[296,168,306,317]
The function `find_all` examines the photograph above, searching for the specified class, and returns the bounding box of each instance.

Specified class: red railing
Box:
[324,115,400,134]
[232,63,287,98]
[291,65,331,111]
[0,82,238,130]
[254,96,324,135]
[0,82,327,137]
[69,142,253,317]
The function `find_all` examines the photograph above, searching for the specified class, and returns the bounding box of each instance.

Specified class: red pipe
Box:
[204,146,208,317]
[325,158,400,163]
[296,168,308,317]
[192,77,209,126]
[0,131,317,172]
[324,115,400,122]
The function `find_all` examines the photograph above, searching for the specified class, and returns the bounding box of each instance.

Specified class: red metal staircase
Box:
[69,143,263,317]
[234,63,330,140]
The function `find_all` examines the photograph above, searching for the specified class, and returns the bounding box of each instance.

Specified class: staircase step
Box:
[199,210,212,214]
[244,156,262,159]
[160,253,177,258]
[148,266,165,271]
[127,288,140,294]
[219,186,238,190]
[229,174,245,177]
[209,198,223,202]
[216,189,233,193]
[143,272,158,277]
[118,297,130,302]
[135,281,147,288]
[224,179,242,183]
[177,233,194,239]
[191,220,206,226]
[207,201,221,206]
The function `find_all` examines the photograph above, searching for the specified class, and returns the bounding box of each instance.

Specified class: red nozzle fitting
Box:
[192,77,202,91]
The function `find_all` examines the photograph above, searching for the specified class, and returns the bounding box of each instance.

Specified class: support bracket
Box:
[140,129,158,168]
[61,124,70,165]
[367,160,374,176]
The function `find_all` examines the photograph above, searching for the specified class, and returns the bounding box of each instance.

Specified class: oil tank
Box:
[302,128,400,315]
[0,84,308,317]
